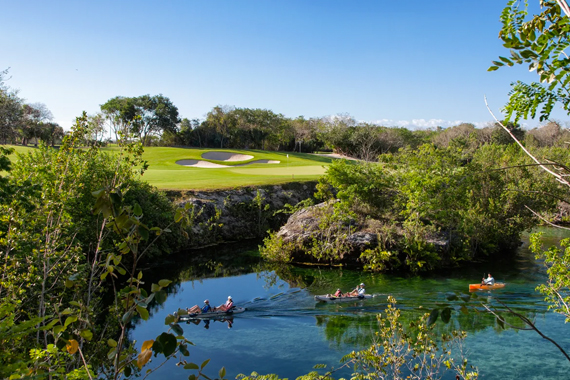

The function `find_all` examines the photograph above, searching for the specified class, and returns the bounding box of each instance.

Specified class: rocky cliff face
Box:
[266,200,452,267]
[166,182,317,248]
[276,201,378,252]
[273,201,378,264]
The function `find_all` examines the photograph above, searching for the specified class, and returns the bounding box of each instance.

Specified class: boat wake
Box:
[234,290,386,319]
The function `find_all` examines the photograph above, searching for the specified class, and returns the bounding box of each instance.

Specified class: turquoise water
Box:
[132,234,570,379]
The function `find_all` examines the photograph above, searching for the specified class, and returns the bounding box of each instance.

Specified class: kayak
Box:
[176,307,246,320]
[314,294,373,302]
[469,283,506,291]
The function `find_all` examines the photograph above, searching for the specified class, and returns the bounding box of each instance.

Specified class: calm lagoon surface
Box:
[132,229,570,380]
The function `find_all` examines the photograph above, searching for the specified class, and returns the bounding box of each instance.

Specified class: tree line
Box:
[0,0,569,378]
[0,69,64,146]
[94,102,570,160]
[3,67,568,158]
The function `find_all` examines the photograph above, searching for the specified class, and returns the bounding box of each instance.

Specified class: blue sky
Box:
[1,0,565,130]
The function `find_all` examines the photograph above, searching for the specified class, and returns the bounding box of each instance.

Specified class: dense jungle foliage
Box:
[2,0,570,378]
[261,142,569,272]
[0,116,201,378]
[0,115,481,380]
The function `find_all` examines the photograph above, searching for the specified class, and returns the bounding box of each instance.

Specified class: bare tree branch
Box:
[524,205,570,230]
[481,303,534,331]
[484,96,570,189]
[556,0,570,18]
[489,299,570,362]
[490,162,570,174]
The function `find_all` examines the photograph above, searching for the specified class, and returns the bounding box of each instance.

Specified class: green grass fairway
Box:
[3,145,36,158]
[3,145,338,190]
[1,145,36,173]
[124,147,335,190]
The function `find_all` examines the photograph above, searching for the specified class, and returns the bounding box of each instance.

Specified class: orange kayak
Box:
[469,283,505,291]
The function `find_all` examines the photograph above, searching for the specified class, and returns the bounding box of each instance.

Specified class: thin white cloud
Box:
[367,118,461,129]
[365,118,496,130]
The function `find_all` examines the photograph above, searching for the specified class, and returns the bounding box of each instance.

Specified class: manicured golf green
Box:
[136,147,334,189]
[3,145,338,190]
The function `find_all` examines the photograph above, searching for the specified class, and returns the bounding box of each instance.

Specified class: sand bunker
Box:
[176,160,228,168]
[201,152,254,161]
[176,159,280,168]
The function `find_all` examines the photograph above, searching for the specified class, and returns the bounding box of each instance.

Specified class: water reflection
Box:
[131,232,570,380]
[182,318,234,329]
[315,314,378,348]
[162,241,547,338]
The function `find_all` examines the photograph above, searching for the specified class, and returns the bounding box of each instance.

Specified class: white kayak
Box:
[314,294,373,302]
[176,307,246,320]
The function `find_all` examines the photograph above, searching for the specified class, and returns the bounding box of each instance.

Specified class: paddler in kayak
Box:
[326,288,343,297]
[481,274,495,286]
[349,283,366,296]
[187,299,212,315]
[214,296,234,312]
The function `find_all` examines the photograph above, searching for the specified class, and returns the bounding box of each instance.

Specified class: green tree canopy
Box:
[101,94,180,145]
[0,68,23,144]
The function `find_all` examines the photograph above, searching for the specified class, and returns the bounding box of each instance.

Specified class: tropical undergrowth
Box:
[9,137,184,262]
[261,143,568,272]
[0,114,210,379]
[0,118,485,379]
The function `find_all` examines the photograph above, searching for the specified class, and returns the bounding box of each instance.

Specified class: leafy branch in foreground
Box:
[486,1,570,364]
[0,115,224,379]
[529,233,570,324]
[345,296,477,380]
[490,0,570,123]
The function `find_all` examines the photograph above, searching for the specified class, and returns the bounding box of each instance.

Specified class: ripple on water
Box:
[133,233,570,380]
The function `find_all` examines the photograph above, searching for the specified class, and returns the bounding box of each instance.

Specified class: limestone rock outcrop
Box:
[166,182,317,248]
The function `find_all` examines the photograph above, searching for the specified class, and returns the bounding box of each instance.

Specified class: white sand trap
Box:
[176,160,229,168]
[201,151,254,161]
[176,159,280,168]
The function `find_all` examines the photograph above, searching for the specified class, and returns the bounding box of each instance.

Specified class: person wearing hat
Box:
[187,299,212,315]
[350,283,366,296]
[215,296,234,312]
